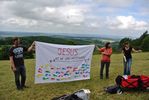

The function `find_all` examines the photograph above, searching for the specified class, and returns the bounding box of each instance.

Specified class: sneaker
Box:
[100,76,103,79]
[17,87,24,91]
[22,85,29,88]
[106,77,109,79]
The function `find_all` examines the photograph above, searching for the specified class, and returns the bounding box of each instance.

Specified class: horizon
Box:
[0,0,149,38]
[0,30,140,39]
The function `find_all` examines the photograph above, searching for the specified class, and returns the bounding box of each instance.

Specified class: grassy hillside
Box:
[0,53,149,100]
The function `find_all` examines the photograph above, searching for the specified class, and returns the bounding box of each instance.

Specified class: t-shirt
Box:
[99,47,112,62]
[9,46,27,67]
[122,47,132,59]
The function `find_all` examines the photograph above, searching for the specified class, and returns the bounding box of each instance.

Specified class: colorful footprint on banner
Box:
[75,71,79,74]
[51,78,55,80]
[57,67,61,70]
[64,73,69,76]
[83,75,88,78]
[38,68,43,73]
[45,71,50,73]
[45,64,49,67]
[53,74,57,77]
[62,67,66,70]
[45,73,51,77]
[73,67,78,71]
[37,74,43,78]
[43,77,49,80]
[56,71,60,74]
[51,67,54,70]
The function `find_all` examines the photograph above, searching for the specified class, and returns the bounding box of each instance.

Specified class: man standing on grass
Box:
[9,37,35,90]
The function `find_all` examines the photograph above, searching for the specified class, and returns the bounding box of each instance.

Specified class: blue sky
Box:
[0,0,148,38]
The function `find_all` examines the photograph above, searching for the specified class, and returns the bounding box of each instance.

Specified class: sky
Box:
[0,0,149,38]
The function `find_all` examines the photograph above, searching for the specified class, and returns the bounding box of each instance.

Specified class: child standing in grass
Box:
[9,37,35,90]
[96,42,112,79]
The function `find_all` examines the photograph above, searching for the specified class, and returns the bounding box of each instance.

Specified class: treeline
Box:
[1,31,148,60]
[0,36,91,46]
[0,36,107,60]
[119,31,149,51]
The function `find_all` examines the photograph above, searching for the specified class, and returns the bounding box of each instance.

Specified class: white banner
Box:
[35,41,95,83]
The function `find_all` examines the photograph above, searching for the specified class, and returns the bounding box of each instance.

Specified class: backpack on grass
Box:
[104,85,122,94]
[51,94,83,100]
[115,75,149,89]
[51,89,90,100]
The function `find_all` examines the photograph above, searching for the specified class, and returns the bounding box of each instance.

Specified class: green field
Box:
[0,53,149,100]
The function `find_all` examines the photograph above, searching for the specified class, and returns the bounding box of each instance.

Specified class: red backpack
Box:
[140,75,149,89]
[116,75,149,89]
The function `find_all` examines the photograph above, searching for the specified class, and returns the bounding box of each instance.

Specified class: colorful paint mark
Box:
[36,63,90,81]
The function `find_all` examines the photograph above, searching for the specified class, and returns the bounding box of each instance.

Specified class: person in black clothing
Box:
[9,37,35,90]
[122,42,141,75]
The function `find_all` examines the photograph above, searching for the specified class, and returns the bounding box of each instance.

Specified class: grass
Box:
[0,52,149,100]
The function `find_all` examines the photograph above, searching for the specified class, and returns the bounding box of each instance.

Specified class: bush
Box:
[0,45,10,60]
[0,45,34,60]
[141,36,149,51]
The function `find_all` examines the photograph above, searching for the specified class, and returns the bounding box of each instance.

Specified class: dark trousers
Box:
[100,61,110,78]
[14,65,26,89]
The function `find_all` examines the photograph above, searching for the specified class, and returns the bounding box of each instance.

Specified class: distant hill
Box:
[0,31,120,41]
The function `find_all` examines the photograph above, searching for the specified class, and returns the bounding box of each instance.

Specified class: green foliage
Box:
[112,42,121,52]
[139,31,148,43]
[0,37,12,45]
[119,30,149,51]
[141,36,149,51]
[0,45,34,60]
[24,52,34,59]
[67,40,76,45]
[119,38,132,48]
[0,45,10,60]
[0,36,120,60]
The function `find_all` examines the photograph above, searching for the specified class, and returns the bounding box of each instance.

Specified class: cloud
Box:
[6,0,89,26]
[40,5,87,24]
[0,1,16,18]
[1,17,37,26]
[107,16,148,30]
[0,0,148,38]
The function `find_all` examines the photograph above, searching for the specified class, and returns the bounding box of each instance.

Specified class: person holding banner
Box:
[96,42,112,79]
[9,37,35,90]
[122,42,141,75]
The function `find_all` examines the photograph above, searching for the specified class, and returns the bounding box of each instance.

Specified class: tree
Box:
[119,30,149,51]
[67,40,76,45]
[119,38,132,48]
[0,45,10,60]
[139,30,148,42]
[131,30,149,50]
[141,36,149,51]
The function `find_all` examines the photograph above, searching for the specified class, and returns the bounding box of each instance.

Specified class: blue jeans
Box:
[123,58,132,75]
[14,65,26,89]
